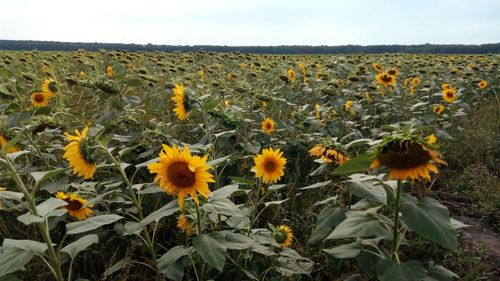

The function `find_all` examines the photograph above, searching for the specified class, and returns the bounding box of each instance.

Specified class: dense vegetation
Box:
[0,50,498,280]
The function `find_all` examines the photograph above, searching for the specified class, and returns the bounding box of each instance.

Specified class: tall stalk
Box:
[391,180,402,262]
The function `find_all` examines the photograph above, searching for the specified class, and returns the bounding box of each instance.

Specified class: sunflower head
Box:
[252,147,287,184]
[372,63,383,73]
[442,88,457,103]
[0,132,20,154]
[376,72,396,87]
[31,91,55,108]
[172,83,191,121]
[387,68,399,76]
[274,225,293,248]
[198,70,205,81]
[63,127,97,179]
[42,78,58,93]
[371,133,446,181]
[287,69,296,84]
[148,145,214,209]
[106,66,113,77]
[261,117,276,134]
[478,80,488,89]
[55,191,93,220]
[177,213,196,236]
[433,105,445,115]
[309,144,349,165]
[411,77,421,86]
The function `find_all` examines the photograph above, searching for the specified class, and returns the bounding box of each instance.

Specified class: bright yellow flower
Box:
[106,66,113,78]
[0,133,20,153]
[42,78,58,93]
[478,80,488,89]
[172,83,190,121]
[252,147,287,184]
[274,225,293,248]
[63,127,97,179]
[433,105,445,115]
[31,91,55,108]
[177,213,196,236]
[261,118,276,134]
[55,191,93,220]
[287,69,297,84]
[376,72,396,87]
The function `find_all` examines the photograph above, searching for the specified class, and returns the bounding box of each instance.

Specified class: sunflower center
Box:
[168,162,196,188]
[34,93,45,103]
[388,70,397,76]
[274,231,288,244]
[80,139,96,164]
[266,123,272,130]
[381,75,392,83]
[63,198,83,211]
[264,159,276,173]
[446,92,454,98]
[378,140,432,169]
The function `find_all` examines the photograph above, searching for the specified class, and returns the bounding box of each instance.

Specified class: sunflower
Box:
[372,63,383,73]
[364,92,373,103]
[287,69,296,84]
[177,213,196,236]
[261,117,276,134]
[63,127,97,179]
[442,89,457,103]
[274,225,293,248]
[441,83,453,91]
[42,78,58,93]
[371,138,446,181]
[478,80,488,89]
[171,83,191,121]
[0,133,21,153]
[55,191,93,220]
[433,105,445,115]
[376,72,396,87]
[106,66,113,78]
[148,145,214,209]
[197,70,205,81]
[387,68,399,76]
[426,134,437,144]
[240,63,246,71]
[411,77,421,86]
[31,91,55,108]
[308,145,326,157]
[344,100,353,110]
[322,148,350,165]
[252,147,287,184]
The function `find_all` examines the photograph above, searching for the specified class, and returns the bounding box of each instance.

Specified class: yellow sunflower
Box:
[411,77,421,86]
[42,78,58,93]
[55,191,93,220]
[177,213,196,236]
[387,68,399,77]
[426,134,437,144]
[441,83,453,91]
[344,100,353,110]
[322,149,350,165]
[308,145,326,157]
[31,91,55,108]
[106,66,113,78]
[0,133,21,153]
[371,139,446,181]
[148,145,214,209]
[442,89,457,103]
[198,70,205,81]
[252,147,287,184]
[287,69,297,84]
[63,127,97,179]
[240,63,246,71]
[172,83,190,121]
[261,117,276,134]
[274,225,293,248]
[372,63,383,73]
[433,105,445,115]
[478,80,488,89]
[376,72,396,87]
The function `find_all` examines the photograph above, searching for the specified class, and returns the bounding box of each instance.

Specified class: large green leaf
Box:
[401,196,457,251]
[103,257,131,278]
[326,208,391,240]
[30,168,67,189]
[66,214,123,235]
[426,261,459,281]
[61,234,99,259]
[0,239,48,277]
[323,238,362,259]
[347,180,387,205]
[332,153,374,176]
[308,205,346,244]
[192,232,227,272]
[35,198,67,217]
[141,200,178,225]
[377,260,427,281]
[299,180,332,190]
[157,246,193,281]
[224,232,255,250]
[203,197,242,217]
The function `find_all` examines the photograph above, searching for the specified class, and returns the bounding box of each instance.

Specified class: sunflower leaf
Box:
[30,168,67,189]
[192,232,226,272]
[66,214,123,235]
[61,234,99,259]
[332,153,374,176]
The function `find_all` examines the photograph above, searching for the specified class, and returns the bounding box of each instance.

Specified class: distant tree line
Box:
[0,40,499,54]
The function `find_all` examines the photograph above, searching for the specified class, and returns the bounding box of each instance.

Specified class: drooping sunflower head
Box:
[177,213,196,236]
[55,191,93,220]
[252,147,287,184]
[274,225,293,248]
[261,117,276,134]
[148,144,214,209]
[63,127,97,179]
[442,88,457,103]
[478,80,488,89]
[433,104,445,115]
[308,145,326,157]
[309,144,349,165]
[387,68,399,76]
[171,83,191,121]
[31,91,55,108]
[370,134,446,181]
[372,63,383,73]
[106,66,113,77]
[42,78,58,93]
[441,83,453,91]
[287,69,297,84]
[376,72,396,87]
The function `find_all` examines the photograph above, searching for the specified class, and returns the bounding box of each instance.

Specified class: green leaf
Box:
[377,260,427,281]
[2,239,48,253]
[30,168,67,189]
[157,245,193,280]
[347,179,387,205]
[103,257,131,278]
[207,154,233,167]
[427,261,459,281]
[401,196,458,251]
[17,213,44,225]
[299,180,332,190]
[141,200,179,225]
[210,184,240,199]
[242,141,261,154]
[332,153,374,176]
[0,68,13,80]
[323,238,362,259]
[326,208,391,240]
[0,191,24,201]
[309,205,346,244]
[35,198,67,217]
[264,198,289,207]
[6,150,30,162]
[229,177,254,185]
[61,234,99,259]
[66,214,123,235]
[202,98,221,111]
[0,249,34,277]
[203,197,242,217]
[224,232,256,250]
[192,232,227,272]
[1,134,21,158]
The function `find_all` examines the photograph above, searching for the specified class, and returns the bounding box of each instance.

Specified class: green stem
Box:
[391,180,402,262]
[195,203,202,236]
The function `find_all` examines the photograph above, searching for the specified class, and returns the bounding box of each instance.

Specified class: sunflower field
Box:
[0,50,499,280]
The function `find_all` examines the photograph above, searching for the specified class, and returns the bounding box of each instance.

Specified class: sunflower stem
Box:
[391,180,402,262]
[195,203,202,236]
[196,100,220,187]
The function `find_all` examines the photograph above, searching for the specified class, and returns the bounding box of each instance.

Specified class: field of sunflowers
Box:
[0,50,498,280]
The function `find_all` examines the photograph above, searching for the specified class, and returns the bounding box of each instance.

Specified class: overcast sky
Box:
[1,0,499,46]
